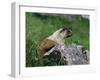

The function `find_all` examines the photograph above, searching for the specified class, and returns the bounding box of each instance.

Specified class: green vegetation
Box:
[26,12,89,67]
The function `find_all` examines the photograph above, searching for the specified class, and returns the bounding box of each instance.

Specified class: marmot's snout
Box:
[67,28,72,37]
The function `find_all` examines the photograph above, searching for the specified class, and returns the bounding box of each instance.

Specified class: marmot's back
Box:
[37,39,58,57]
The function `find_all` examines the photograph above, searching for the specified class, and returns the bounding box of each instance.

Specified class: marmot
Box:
[36,27,72,58]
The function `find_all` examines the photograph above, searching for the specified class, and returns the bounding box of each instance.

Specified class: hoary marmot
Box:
[36,27,72,58]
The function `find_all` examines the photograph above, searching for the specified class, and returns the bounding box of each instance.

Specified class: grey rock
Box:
[44,44,89,65]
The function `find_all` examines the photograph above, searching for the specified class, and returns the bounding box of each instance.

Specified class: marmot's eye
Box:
[60,28,67,33]
[62,28,67,31]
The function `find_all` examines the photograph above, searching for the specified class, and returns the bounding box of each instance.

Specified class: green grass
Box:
[26,13,89,67]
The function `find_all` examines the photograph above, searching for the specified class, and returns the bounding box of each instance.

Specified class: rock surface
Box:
[44,44,89,65]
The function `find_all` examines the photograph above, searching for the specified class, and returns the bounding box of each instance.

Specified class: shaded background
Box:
[26,12,89,67]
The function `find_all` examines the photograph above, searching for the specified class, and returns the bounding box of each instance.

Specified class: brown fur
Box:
[37,39,58,57]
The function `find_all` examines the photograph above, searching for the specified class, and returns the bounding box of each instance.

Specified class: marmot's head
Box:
[52,27,72,39]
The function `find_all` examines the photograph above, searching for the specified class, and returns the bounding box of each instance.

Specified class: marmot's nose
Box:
[67,29,72,37]
[67,29,72,34]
